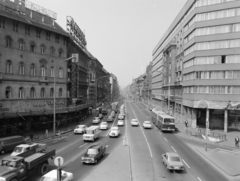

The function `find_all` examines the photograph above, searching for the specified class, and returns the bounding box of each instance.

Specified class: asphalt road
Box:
[0,108,126,181]
[125,100,228,181]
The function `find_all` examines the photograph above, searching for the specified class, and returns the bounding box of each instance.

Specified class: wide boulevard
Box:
[0,99,230,181]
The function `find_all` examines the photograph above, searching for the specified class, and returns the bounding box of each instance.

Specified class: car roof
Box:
[166,152,180,157]
[111,126,119,129]
[131,119,137,121]
[88,145,102,149]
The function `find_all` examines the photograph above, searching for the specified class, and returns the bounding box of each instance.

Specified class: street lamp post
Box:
[53,56,76,137]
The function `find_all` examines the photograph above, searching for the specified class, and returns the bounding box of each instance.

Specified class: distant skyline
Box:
[30,0,188,88]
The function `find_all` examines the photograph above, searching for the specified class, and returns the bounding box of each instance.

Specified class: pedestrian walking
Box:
[185,120,188,128]
[235,136,239,148]
[29,132,34,141]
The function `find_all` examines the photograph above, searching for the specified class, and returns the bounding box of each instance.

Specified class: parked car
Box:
[92,117,101,124]
[143,121,152,129]
[117,120,124,126]
[162,152,185,172]
[100,122,108,130]
[131,119,139,126]
[40,169,73,181]
[109,127,120,137]
[74,125,87,134]
[11,142,47,156]
[81,145,106,164]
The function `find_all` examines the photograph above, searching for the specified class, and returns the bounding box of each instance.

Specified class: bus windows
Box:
[164,118,174,124]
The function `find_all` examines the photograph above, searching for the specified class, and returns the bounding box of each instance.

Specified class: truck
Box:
[81,145,106,164]
[0,148,55,181]
[11,143,47,156]
[111,103,118,113]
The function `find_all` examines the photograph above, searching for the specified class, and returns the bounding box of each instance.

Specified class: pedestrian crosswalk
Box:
[212,148,240,156]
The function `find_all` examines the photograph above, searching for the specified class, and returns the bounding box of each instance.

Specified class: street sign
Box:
[54,156,64,167]
[72,53,79,63]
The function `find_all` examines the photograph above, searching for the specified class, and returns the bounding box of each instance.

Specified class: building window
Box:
[19,87,24,98]
[41,66,46,77]
[25,25,30,35]
[13,21,18,32]
[50,47,55,56]
[58,49,63,57]
[40,45,46,54]
[55,34,60,43]
[46,31,51,41]
[5,36,12,48]
[50,67,54,77]
[40,88,45,98]
[50,88,54,97]
[30,87,35,98]
[59,68,63,78]
[18,39,25,50]
[0,17,5,28]
[30,64,36,76]
[59,88,62,97]
[5,87,12,98]
[63,37,67,45]
[19,62,25,75]
[6,60,13,73]
[30,42,36,52]
[36,28,41,38]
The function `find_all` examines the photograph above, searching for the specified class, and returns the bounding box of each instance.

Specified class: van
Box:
[0,135,26,154]
[83,126,100,142]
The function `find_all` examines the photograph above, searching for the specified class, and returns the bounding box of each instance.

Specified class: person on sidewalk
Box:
[235,136,239,148]
[185,120,188,128]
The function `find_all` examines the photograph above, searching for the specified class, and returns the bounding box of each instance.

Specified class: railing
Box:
[185,128,227,142]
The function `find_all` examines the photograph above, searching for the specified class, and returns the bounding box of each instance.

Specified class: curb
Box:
[195,148,240,177]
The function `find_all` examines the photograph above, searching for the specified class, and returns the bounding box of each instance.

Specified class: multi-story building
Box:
[0,0,70,136]
[152,0,240,132]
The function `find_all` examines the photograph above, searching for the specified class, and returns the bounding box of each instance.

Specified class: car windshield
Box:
[164,119,174,124]
[102,122,107,125]
[87,149,98,155]
[94,117,99,119]
[132,120,137,122]
[13,147,23,153]
[111,127,118,131]
[144,121,151,124]
[40,177,57,181]
[169,156,181,162]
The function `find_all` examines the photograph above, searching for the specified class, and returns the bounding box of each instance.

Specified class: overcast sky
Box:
[30,0,187,88]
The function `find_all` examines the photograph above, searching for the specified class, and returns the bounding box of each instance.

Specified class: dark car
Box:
[81,145,106,164]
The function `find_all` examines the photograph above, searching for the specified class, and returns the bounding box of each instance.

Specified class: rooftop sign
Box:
[25,0,57,20]
[66,16,87,49]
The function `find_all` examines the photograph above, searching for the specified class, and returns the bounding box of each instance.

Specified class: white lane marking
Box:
[182,159,190,168]
[79,143,87,148]
[197,177,202,181]
[159,131,162,135]
[171,146,177,153]
[56,137,84,154]
[164,137,168,142]
[130,104,153,158]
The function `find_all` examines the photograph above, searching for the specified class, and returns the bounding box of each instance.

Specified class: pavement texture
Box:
[82,144,131,181]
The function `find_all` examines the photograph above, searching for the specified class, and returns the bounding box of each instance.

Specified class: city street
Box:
[125,100,228,181]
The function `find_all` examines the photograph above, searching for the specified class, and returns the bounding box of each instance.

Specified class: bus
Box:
[151,108,176,132]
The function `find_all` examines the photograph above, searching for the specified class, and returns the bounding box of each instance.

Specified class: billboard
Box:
[66,16,87,49]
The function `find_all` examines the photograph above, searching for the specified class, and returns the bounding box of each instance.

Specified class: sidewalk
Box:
[82,144,131,181]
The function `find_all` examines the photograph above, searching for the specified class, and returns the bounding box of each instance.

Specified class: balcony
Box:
[39,77,48,82]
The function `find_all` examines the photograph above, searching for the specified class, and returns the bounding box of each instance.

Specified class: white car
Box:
[118,115,124,120]
[11,143,47,156]
[131,119,139,126]
[162,152,185,172]
[92,117,101,124]
[40,169,73,181]
[74,125,87,134]
[109,126,120,137]
[117,120,124,126]
[100,122,108,130]
[143,121,152,129]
